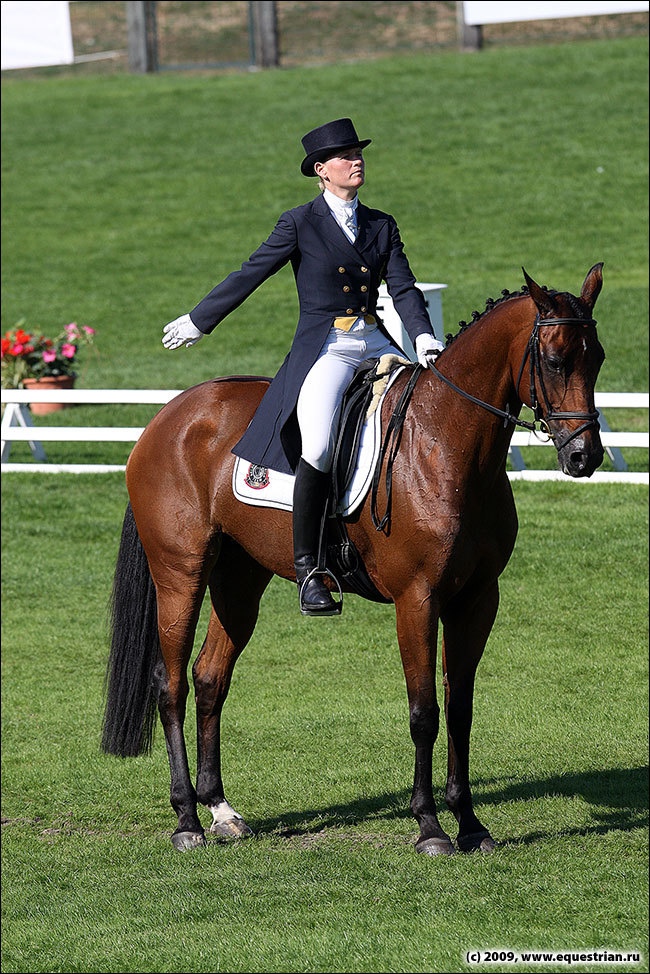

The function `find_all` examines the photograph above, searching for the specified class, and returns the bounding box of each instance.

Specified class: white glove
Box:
[162,313,204,350]
[415,333,444,368]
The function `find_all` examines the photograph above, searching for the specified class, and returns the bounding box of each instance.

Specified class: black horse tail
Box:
[101,502,160,757]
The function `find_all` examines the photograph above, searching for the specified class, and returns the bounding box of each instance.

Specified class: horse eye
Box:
[545,353,563,372]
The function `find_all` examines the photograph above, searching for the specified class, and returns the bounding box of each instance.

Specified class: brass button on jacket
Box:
[346,308,354,314]
[338,266,346,273]
[360,266,368,273]
[361,306,367,313]
[343,285,350,293]
[360,285,368,292]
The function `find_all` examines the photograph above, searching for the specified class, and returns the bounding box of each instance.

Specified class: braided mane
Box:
[443,284,588,348]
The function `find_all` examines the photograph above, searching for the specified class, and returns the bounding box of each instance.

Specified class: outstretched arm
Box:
[162,211,298,350]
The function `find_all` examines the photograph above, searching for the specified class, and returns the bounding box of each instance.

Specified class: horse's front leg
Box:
[441,578,499,853]
[395,586,455,856]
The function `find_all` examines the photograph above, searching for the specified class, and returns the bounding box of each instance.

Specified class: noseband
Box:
[429,314,600,453]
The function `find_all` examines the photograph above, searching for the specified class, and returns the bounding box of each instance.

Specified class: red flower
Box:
[1,338,11,356]
[14,329,31,344]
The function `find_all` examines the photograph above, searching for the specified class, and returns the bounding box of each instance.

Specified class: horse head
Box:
[520,265,605,478]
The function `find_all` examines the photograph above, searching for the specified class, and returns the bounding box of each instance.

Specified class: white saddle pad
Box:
[232,366,406,517]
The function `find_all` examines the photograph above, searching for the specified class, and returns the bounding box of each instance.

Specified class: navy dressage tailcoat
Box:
[190,192,434,474]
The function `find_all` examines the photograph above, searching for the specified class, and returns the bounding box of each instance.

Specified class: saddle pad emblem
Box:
[244,463,270,489]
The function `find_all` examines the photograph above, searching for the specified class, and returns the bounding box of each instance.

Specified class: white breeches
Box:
[297,322,402,472]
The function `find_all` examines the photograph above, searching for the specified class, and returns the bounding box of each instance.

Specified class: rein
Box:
[371,313,599,534]
[430,313,600,450]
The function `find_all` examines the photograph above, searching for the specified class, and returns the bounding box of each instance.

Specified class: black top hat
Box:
[300,118,371,177]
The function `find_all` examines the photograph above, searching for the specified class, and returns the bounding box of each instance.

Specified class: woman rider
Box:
[162,118,443,616]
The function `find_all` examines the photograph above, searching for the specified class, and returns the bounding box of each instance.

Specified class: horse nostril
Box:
[570,451,587,471]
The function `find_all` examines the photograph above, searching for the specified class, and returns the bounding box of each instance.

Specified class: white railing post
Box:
[1,401,47,462]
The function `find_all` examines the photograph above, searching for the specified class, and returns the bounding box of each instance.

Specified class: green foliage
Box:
[1,35,648,974]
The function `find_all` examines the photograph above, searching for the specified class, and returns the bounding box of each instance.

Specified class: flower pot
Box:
[22,375,76,414]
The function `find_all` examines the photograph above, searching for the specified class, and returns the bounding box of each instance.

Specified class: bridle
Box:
[371,313,600,533]
[428,313,600,452]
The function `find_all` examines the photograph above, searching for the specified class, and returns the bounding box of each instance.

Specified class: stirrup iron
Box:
[299,567,343,617]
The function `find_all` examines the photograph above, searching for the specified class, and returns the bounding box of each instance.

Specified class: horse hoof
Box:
[457,830,496,853]
[171,830,207,852]
[416,836,456,857]
[210,818,254,840]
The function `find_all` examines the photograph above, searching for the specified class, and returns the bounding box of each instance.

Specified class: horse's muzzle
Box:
[557,430,604,478]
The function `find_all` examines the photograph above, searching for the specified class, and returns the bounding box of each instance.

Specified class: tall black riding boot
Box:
[293,458,341,616]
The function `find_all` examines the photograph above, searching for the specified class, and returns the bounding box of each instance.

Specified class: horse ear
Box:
[580,262,604,311]
[522,267,558,315]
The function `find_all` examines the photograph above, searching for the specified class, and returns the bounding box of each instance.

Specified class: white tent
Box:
[1,1,73,70]
[463,1,649,26]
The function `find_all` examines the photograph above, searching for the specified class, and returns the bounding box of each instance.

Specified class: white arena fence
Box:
[1,388,648,484]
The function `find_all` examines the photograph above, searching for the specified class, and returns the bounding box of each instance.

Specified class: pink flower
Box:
[43,349,57,363]
[65,322,77,333]
[61,343,76,358]
[83,326,95,335]
[10,343,24,356]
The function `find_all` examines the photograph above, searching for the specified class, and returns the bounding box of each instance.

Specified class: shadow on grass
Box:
[251,765,648,843]
[471,764,649,846]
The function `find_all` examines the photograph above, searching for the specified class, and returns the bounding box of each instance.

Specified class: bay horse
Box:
[102,265,605,855]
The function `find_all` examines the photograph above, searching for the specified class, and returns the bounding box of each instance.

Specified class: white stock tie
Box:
[344,209,357,241]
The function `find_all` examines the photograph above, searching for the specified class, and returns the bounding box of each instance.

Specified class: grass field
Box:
[1,32,648,974]
[1,478,648,973]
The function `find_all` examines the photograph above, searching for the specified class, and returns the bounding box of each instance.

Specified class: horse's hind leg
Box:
[193,536,272,839]
[441,578,500,853]
[152,559,215,852]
